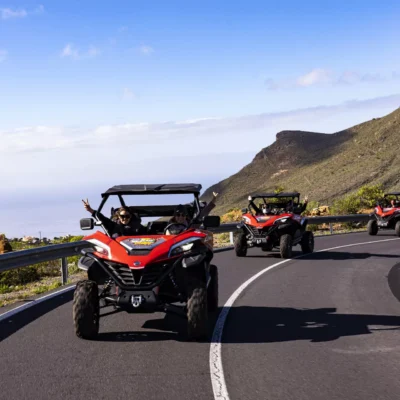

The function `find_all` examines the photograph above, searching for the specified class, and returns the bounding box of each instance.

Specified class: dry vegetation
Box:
[201,107,400,215]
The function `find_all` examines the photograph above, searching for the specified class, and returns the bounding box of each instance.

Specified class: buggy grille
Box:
[106,261,171,287]
[246,225,263,237]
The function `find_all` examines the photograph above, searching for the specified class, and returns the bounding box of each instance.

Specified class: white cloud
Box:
[122,87,135,100]
[266,69,400,90]
[60,44,101,60]
[1,93,399,156]
[118,26,128,32]
[61,44,79,59]
[139,45,154,55]
[0,5,44,19]
[296,68,333,87]
[0,49,8,63]
[0,7,27,19]
[1,93,399,237]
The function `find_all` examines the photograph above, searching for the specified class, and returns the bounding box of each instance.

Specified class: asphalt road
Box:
[1,232,400,400]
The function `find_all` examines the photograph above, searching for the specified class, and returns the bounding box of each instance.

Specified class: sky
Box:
[1,0,400,238]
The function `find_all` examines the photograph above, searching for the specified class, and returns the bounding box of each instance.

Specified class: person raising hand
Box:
[82,198,146,237]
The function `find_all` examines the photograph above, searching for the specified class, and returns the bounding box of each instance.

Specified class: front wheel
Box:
[280,234,292,258]
[73,280,99,339]
[234,230,247,257]
[301,231,314,254]
[367,220,378,236]
[187,279,208,340]
[395,221,400,237]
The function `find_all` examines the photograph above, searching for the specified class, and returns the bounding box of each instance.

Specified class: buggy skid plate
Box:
[117,290,158,311]
[378,221,389,227]
[250,237,268,245]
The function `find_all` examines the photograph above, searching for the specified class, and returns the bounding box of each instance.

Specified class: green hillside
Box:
[201,107,400,215]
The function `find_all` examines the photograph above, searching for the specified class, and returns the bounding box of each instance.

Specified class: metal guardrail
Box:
[0,214,372,285]
[0,241,90,284]
[306,214,371,225]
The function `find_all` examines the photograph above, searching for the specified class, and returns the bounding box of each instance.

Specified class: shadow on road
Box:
[94,305,400,344]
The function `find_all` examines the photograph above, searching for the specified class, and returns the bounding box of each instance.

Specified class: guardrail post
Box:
[329,223,333,235]
[61,257,68,285]
[229,232,234,244]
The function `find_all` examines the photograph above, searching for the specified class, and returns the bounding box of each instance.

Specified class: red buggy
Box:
[74,184,220,341]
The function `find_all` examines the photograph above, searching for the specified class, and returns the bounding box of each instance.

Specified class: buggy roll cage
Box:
[375,192,400,207]
[95,183,204,229]
[247,192,301,215]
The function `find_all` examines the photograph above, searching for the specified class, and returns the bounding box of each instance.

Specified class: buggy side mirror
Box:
[203,215,220,228]
[80,218,94,230]
[241,208,248,214]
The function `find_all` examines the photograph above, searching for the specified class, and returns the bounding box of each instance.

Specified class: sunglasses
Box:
[119,214,130,219]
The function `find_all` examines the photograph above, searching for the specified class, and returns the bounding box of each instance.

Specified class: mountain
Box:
[201,106,400,215]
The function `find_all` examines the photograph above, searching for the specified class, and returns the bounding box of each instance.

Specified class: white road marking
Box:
[210,237,400,400]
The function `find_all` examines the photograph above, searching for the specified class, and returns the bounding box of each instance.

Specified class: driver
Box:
[260,203,272,215]
[82,199,146,237]
[165,204,190,235]
[390,199,400,208]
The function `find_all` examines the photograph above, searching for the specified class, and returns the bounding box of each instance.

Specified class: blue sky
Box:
[0,1,400,237]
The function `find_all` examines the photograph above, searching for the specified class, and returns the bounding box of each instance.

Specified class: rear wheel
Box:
[301,231,314,254]
[367,220,378,235]
[234,230,247,257]
[187,279,208,340]
[73,280,99,339]
[280,234,292,258]
[207,264,218,313]
[395,221,400,237]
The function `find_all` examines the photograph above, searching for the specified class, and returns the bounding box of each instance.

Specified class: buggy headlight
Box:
[94,245,109,256]
[87,239,111,257]
[168,237,202,257]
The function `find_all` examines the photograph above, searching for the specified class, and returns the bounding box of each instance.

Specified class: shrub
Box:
[331,193,361,215]
[356,184,384,208]
[0,266,40,286]
[221,208,242,223]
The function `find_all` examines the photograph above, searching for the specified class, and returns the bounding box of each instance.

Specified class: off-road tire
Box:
[367,220,378,236]
[280,234,292,259]
[187,279,208,340]
[73,280,99,339]
[234,230,247,257]
[207,264,218,313]
[301,231,314,254]
[395,221,400,237]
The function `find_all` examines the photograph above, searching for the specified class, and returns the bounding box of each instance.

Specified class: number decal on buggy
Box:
[130,238,157,246]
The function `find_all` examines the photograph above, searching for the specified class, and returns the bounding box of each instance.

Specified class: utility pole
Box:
[39,231,41,241]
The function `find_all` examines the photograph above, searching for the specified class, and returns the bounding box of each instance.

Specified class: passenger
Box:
[390,199,400,208]
[82,199,146,237]
[165,204,190,235]
[291,195,309,215]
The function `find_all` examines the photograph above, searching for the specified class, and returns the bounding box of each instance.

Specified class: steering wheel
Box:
[164,223,188,235]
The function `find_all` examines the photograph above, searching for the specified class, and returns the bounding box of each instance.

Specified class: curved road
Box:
[1,232,400,400]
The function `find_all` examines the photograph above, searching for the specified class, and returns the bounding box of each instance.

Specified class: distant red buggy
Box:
[368,192,400,236]
[234,192,314,259]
